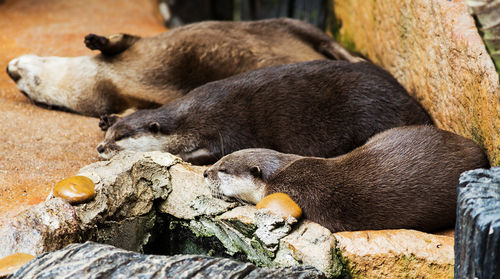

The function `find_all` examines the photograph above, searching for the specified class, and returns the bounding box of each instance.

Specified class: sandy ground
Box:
[0,0,166,221]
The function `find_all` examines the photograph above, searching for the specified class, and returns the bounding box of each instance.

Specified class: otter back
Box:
[205,126,490,232]
[98,60,433,163]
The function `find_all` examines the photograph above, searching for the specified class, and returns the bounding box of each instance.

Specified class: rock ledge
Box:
[0,152,454,278]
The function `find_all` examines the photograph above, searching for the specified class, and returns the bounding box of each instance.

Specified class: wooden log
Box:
[9,242,326,279]
[455,167,500,279]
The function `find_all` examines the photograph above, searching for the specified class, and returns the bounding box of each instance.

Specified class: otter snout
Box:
[7,55,41,84]
[96,140,120,160]
[96,144,105,154]
[6,55,51,105]
[7,55,98,113]
[203,167,221,193]
[203,162,266,204]
[203,167,217,186]
[6,60,21,82]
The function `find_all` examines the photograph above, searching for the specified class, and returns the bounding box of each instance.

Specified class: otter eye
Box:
[250,166,261,178]
[148,122,160,133]
[218,168,227,173]
[114,132,130,141]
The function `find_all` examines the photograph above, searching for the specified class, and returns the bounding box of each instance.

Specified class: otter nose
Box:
[6,62,21,82]
[203,170,208,178]
[97,144,105,154]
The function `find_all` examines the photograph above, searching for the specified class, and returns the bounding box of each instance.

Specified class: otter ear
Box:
[250,166,261,178]
[148,122,160,133]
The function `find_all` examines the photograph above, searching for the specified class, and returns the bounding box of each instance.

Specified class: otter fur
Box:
[97,60,433,164]
[204,126,490,232]
[5,18,360,117]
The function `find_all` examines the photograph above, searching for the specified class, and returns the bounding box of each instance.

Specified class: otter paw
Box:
[84,34,109,51]
[98,114,120,131]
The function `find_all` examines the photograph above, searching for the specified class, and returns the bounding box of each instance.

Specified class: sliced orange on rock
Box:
[256,192,302,220]
[53,175,95,204]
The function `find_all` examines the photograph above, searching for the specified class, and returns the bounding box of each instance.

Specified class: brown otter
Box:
[97,60,433,164]
[204,126,490,232]
[5,18,360,117]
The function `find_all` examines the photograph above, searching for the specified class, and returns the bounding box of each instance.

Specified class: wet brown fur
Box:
[78,18,360,116]
[99,60,432,164]
[206,126,490,232]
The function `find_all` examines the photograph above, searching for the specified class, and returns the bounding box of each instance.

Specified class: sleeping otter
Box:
[5,18,360,117]
[97,60,433,164]
[204,126,490,232]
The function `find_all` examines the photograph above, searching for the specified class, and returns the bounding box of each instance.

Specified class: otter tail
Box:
[317,40,365,63]
[279,18,364,63]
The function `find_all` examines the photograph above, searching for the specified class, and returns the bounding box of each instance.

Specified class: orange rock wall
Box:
[331,0,500,166]
[335,230,454,279]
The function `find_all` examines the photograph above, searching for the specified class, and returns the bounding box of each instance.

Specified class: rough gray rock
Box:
[0,151,457,278]
[73,151,180,228]
[276,221,342,278]
[153,161,344,274]
[8,242,326,279]
[467,0,500,71]
[158,163,237,219]
[455,166,500,279]
[0,151,341,276]
[71,151,181,252]
[0,198,80,258]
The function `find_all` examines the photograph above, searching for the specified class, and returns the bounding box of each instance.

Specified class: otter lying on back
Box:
[97,60,432,164]
[6,18,360,116]
[204,126,490,232]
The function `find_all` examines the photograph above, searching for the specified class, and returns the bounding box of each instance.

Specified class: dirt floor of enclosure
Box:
[0,0,166,222]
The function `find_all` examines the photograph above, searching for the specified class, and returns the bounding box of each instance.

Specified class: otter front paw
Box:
[84,34,109,51]
[99,114,120,131]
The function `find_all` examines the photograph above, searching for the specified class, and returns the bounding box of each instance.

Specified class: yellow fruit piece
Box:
[0,253,34,276]
[53,175,95,204]
[256,192,302,220]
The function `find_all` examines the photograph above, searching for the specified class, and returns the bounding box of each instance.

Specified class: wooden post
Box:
[455,167,500,278]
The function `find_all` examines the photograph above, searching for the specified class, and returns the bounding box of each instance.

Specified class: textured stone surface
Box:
[0,151,457,278]
[0,198,80,258]
[334,230,454,278]
[9,242,326,279]
[276,221,343,278]
[468,0,500,71]
[455,167,500,279]
[331,0,500,166]
[159,163,236,219]
[71,151,180,251]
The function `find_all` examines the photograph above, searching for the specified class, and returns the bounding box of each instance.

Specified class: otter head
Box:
[6,33,165,116]
[6,54,101,114]
[96,109,172,159]
[203,148,300,204]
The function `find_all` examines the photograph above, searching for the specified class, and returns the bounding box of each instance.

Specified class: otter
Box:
[5,18,360,117]
[204,126,490,232]
[97,60,433,164]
